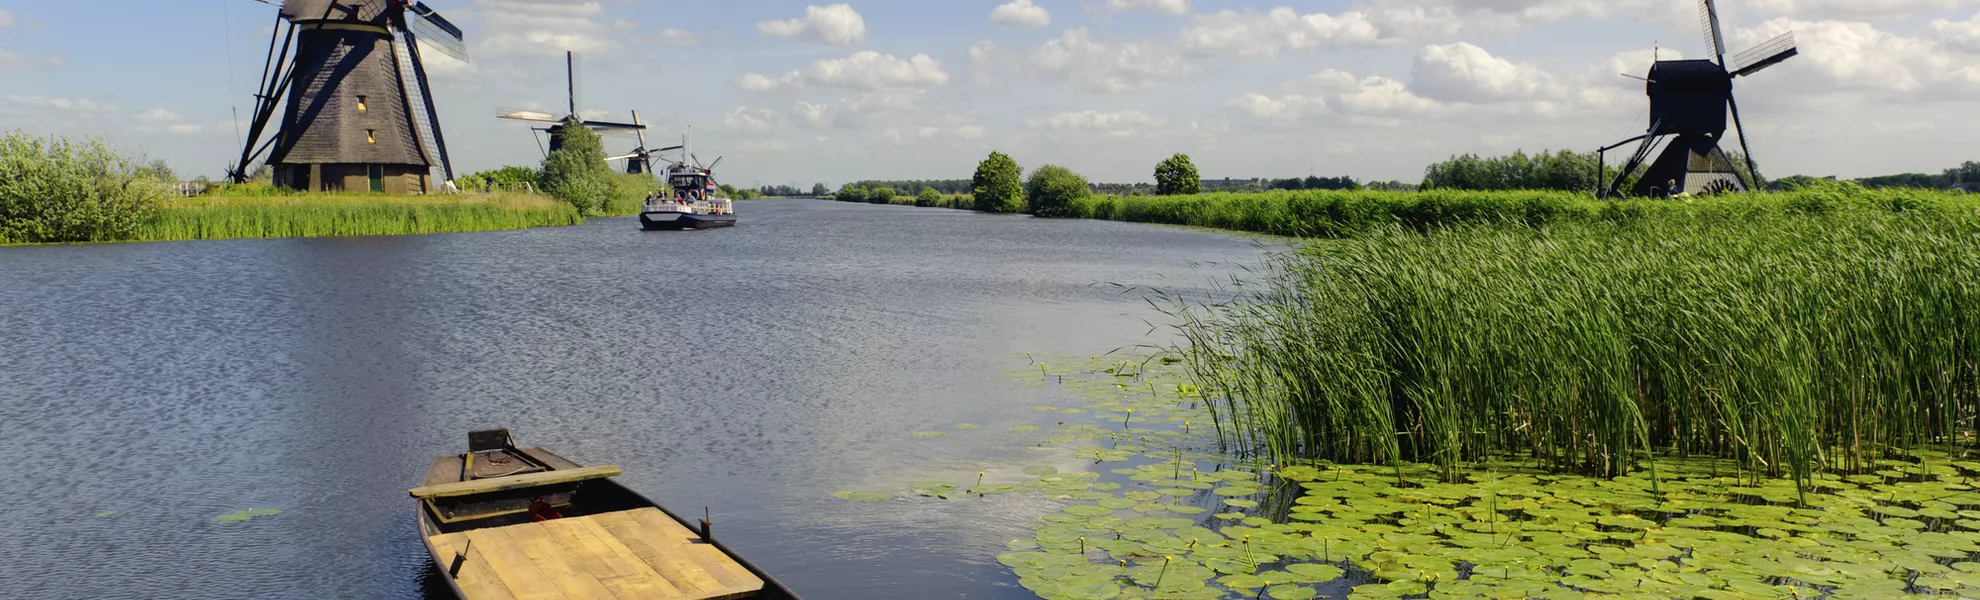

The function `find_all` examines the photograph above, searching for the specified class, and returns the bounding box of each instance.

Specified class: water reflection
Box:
[0,200,1265,599]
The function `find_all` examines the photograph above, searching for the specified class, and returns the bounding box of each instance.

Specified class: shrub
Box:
[915,187,942,207]
[0,132,168,243]
[604,173,663,215]
[539,119,613,215]
[972,151,1025,213]
[1026,165,1090,217]
[1155,154,1200,196]
[865,186,897,204]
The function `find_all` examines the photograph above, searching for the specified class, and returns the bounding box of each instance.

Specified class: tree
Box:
[1026,165,1090,218]
[1946,161,1980,185]
[866,186,897,204]
[136,158,177,184]
[540,119,612,214]
[972,151,1025,213]
[915,187,942,207]
[0,132,167,243]
[812,183,830,196]
[1155,154,1200,195]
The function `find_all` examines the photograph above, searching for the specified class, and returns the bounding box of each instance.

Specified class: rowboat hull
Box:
[415,439,798,600]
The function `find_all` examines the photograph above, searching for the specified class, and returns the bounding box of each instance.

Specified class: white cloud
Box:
[741,139,796,154]
[1740,0,1980,20]
[758,4,868,46]
[634,28,704,46]
[1181,7,1383,56]
[1026,110,1169,136]
[0,9,15,29]
[991,0,1052,28]
[914,125,988,141]
[1411,42,1562,103]
[1029,28,1188,93]
[1929,11,1980,53]
[136,108,185,124]
[743,51,948,93]
[472,0,616,57]
[2,95,116,115]
[1730,17,1980,94]
[724,107,787,135]
[613,19,638,30]
[1098,0,1192,16]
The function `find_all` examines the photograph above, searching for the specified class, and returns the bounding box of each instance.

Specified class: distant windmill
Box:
[1598,0,1799,197]
[497,52,647,157]
[231,0,468,193]
[602,111,684,176]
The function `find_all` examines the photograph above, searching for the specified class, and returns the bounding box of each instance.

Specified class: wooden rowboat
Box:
[412,429,800,600]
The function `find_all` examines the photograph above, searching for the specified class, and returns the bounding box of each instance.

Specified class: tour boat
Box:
[640,132,737,231]
[411,429,799,600]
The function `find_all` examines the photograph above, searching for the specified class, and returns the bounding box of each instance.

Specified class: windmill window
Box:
[366,130,376,144]
[356,96,367,112]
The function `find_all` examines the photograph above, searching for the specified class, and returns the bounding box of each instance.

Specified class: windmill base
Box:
[1632,135,1748,197]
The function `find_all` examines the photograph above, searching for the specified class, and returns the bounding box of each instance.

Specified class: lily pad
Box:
[211,508,282,524]
[912,431,949,438]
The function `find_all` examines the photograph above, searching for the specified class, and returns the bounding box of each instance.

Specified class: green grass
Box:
[1164,186,1980,501]
[129,192,581,242]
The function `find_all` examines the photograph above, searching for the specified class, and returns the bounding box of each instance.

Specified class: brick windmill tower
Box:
[231,0,468,193]
[1599,0,1800,197]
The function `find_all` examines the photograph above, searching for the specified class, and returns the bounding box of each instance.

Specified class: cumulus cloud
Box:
[724,107,786,135]
[0,46,62,71]
[758,4,868,46]
[131,107,203,135]
[1181,7,1384,56]
[472,0,617,57]
[1929,11,1980,53]
[1026,110,1169,136]
[741,52,948,93]
[1410,42,1563,103]
[1740,0,1980,20]
[1097,0,1192,16]
[990,0,1052,28]
[1029,28,1188,93]
[634,28,703,46]
[1730,17,1980,94]
[0,8,16,29]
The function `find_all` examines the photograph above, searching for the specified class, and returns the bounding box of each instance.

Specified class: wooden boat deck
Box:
[427,506,764,600]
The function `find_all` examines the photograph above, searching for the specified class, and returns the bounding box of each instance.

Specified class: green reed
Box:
[1169,187,1980,499]
[129,192,582,242]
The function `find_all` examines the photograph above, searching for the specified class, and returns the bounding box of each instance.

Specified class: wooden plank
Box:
[587,511,724,595]
[539,517,682,593]
[622,508,762,594]
[517,447,585,470]
[463,527,574,600]
[409,465,622,499]
[429,532,521,600]
[504,522,624,600]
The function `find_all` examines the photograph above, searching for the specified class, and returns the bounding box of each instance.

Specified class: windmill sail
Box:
[395,31,451,183]
[1731,32,1799,77]
[403,2,468,61]
[1698,0,1728,63]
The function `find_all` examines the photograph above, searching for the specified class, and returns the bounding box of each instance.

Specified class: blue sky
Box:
[3,1,1978,187]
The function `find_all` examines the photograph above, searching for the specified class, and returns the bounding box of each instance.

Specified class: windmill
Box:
[230,0,467,193]
[1598,0,1799,197]
[498,52,647,157]
[602,111,684,176]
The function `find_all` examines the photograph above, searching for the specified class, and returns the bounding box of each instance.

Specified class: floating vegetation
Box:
[955,423,982,430]
[211,508,283,524]
[94,510,120,519]
[913,431,950,438]
[921,352,1980,598]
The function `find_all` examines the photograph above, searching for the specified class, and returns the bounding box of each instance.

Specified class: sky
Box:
[2,0,1978,187]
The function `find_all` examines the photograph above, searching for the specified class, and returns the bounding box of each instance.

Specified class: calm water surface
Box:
[0,200,1265,599]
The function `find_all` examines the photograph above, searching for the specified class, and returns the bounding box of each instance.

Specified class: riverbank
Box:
[844,183,1980,237]
[121,192,582,243]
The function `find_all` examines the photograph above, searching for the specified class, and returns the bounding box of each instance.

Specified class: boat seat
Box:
[409,465,622,500]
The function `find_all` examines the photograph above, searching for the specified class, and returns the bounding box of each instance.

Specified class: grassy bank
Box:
[1171,193,1980,500]
[130,192,582,243]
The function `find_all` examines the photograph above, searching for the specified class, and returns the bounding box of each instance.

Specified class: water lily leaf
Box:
[1283,563,1344,583]
[1268,584,1318,600]
[1011,425,1042,432]
[912,431,948,438]
[1224,499,1260,508]
[1025,466,1060,477]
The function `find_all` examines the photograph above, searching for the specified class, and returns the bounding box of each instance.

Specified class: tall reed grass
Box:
[1170,187,1980,499]
[131,192,581,242]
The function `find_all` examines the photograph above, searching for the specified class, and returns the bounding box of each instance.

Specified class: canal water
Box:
[0,200,1266,599]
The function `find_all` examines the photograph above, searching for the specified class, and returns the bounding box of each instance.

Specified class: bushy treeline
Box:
[1421,149,1612,192]
[1267,176,1360,191]
[0,131,169,244]
[755,184,829,197]
[847,179,971,195]
[1847,162,1980,189]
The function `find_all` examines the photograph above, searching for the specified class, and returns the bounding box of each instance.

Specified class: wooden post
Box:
[699,506,712,541]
